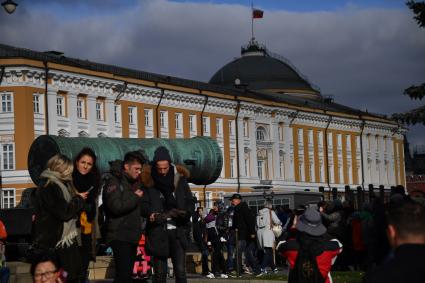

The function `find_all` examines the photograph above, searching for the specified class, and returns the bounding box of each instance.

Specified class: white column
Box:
[46,89,58,135]
[237,117,246,176]
[379,136,386,185]
[284,123,294,181]
[105,98,115,137]
[388,139,396,186]
[249,118,258,178]
[271,121,280,180]
[361,133,370,185]
[68,92,78,137]
[87,96,97,137]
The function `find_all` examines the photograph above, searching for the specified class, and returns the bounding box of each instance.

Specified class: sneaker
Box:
[228,271,239,278]
[273,268,279,274]
[256,271,267,277]
[206,272,215,279]
[243,266,252,274]
[220,274,229,278]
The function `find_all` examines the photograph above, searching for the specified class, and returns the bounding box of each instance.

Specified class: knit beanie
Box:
[153,146,172,163]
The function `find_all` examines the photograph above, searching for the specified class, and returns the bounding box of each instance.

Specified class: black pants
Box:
[56,243,84,283]
[260,247,275,270]
[80,234,92,279]
[207,229,225,275]
[110,240,137,283]
[153,229,187,283]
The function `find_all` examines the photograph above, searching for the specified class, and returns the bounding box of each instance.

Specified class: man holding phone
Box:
[103,151,145,283]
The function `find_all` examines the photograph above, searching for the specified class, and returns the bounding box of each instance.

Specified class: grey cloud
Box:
[1,0,424,143]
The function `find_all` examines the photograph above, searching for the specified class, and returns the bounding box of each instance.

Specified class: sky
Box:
[1,0,424,152]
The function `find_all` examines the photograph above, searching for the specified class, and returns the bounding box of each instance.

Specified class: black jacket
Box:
[102,173,143,244]
[141,164,195,257]
[232,202,256,241]
[363,244,425,283]
[34,183,84,250]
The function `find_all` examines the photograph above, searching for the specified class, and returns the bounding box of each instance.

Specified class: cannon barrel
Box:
[28,135,223,186]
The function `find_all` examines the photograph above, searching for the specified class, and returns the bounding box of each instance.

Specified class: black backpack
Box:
[288,241,325,283]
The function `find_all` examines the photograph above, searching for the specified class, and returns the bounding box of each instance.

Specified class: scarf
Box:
[151,164,177,210]
[40,169,79,249]
[72,170,96,193]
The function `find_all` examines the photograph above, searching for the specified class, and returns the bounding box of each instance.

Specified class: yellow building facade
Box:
[0,43,406,209]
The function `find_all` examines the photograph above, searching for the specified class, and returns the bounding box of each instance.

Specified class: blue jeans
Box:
[226,243,235,272]
[237,240,260,273]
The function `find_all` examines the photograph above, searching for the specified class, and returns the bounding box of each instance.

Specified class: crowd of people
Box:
[3,144,424,283]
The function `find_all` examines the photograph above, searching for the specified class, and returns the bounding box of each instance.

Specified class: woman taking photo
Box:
[34,154,88,283]
[72,147,100,281]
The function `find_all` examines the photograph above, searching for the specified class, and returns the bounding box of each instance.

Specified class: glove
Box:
[166,208,187,218]
[153,213,168,223]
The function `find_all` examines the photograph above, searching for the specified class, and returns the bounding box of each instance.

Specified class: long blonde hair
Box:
[45,154,74,182]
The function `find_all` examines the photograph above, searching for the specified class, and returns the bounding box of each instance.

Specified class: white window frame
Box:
[114,105,121,124]
[1,93,13,113]
[56,96,65,117]
[202,116,210,135]
[206,191,213,209]
[189,114,197,133]
[128,106,136,125]
[2,143,15,170]
[308,130,313,145]
[243,119,249,137]
[175,113,183,131]
[77,98,85,119]
[160,111,168,129]
[228,120,235,136]
[244,156,250,177]
[96,101,104,121]
[216,118,223,137]
[256,127,266,141]
[278,124,284,141]
[298,129,303,144]
[230,157,235,178]
[144,109,153,127]
[33,94,41,114]
[1,188,16,209]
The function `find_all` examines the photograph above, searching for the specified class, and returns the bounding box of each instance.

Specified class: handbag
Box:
[269,209,283,238]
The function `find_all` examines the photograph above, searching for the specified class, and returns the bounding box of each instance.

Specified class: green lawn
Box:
[332,271,364,283]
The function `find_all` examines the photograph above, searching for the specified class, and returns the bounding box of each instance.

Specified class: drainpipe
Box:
[0,67,5,85]
[200,94,209,207]
[360,119,366,190]
[235,99,241,193]
[0,67,4,205]
[324,115,333,192]
[155,86,164,138]
[43,61,50,134]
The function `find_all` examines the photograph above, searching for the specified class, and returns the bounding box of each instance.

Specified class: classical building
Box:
[0,42,406,209]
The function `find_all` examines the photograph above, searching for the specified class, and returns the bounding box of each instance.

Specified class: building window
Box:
[338,164,343,184]
[77,98,85,119]
[189,114,196,132]
[96,101,104,121]
[216,118,223,136]
[33,94,41,114]
[375,136,379,150]
[56,96,65,116]
[206,191,213,209]
[384,137,388,152]
[160,111,167,129]
[319,159,324,183]
[114,105,121,123]
[337,134,342,149]
[2,143,14,170]
[1,188,15,209]
[308,161,313,181]
[243,119,249,137]
[244,157,250,177]
[256,126,266,141]
[230,158,235,178]
[175,113,182,130]
[318,131,323,147]
[257,160,265,180]
[202,116,210,134]
[327,132,333,148]
[1,93,12,113]
[128,107,136,125]
[228,120,235,136]
[346,135,351,150]
[278,124,284,141]
[144,109,152,127]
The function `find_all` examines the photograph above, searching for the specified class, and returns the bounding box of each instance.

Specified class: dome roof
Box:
[209,42,321,99]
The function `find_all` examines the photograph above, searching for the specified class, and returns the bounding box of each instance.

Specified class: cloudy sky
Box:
[1,0,424,150]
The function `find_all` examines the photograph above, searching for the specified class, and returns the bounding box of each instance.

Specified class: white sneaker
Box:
[220,274,229,278]
[206,272,215,279]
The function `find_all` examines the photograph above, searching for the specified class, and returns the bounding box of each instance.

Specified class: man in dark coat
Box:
[363,200,425,283]
[230,193,260,275]
[102,151,145,283]
[141,146,195,283]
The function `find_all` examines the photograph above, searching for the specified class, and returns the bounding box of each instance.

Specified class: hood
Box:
[259,207,270,215]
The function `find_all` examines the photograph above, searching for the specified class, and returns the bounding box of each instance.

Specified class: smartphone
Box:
[86,186,94,193]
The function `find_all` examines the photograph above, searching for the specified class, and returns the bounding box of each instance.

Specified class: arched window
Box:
[256,126,267,141]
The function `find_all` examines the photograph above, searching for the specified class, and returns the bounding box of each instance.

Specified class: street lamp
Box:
[2,0,18,14]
